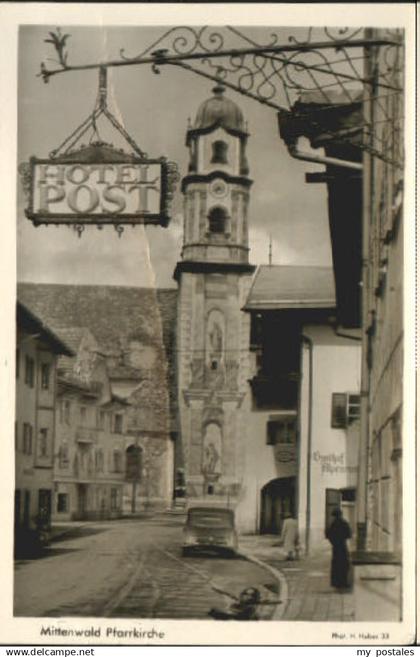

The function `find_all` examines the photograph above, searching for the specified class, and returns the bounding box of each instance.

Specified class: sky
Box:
[17,25,333,289]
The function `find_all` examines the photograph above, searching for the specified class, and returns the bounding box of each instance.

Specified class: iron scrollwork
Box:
[38,25,404,168]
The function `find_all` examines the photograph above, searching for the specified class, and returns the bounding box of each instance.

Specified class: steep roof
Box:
[17,283,179,428]
[244,265,336,311]
[17,284,176,350]
[53,326,96,376]
[17,301,74,356]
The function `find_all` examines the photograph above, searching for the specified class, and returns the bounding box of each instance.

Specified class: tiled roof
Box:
[53,327,95,376]
[244,265,336,311]
[108,365,144,380]
[17,301,74,356]
[17,283,179,431]
[17,284,177,352]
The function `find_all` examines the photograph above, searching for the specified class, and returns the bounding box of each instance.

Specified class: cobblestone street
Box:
[239,534,355,622]
[14,515,280,620]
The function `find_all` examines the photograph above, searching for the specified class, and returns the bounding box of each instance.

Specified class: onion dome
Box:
[193,84,245,133]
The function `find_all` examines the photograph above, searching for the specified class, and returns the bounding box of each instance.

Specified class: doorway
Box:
[260,477,296,534]
[77,484,88,519]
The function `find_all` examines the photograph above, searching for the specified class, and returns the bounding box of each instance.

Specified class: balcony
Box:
[75,427,97,444]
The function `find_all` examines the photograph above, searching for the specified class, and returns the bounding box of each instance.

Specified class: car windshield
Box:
[188,510,233,528]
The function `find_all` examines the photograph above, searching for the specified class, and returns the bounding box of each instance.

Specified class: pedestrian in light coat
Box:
[280,512,299,560]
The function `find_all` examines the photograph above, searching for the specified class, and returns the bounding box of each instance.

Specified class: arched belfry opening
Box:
[208,206,228,234]
[211,140,229,164]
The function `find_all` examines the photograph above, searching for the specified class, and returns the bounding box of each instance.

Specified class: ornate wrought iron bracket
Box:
[49,66,146,159]
[38,26,404,168]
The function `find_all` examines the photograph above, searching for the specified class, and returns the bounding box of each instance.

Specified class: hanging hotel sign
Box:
[21,143,179,228]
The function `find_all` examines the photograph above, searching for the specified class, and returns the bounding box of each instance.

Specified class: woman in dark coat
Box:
[326,507,352,589]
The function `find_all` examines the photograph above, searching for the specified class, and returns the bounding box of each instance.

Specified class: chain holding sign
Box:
[20,67,179,234]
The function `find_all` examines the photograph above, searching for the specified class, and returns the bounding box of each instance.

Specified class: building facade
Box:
[237,265,361,545]
[17,284,176,514]
[15,302,73,553]
[52,327,128,521]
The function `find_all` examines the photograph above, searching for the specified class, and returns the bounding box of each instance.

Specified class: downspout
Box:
[302,334,313,555]
[356,29,375,551]
[287,141,363,171]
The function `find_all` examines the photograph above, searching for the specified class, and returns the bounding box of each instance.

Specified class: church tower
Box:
[175,85,255,505]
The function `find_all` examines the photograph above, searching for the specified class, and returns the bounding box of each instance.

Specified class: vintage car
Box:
[182,506,238,557]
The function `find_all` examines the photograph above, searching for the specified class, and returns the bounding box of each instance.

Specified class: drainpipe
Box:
[286,140,363,171]
[301,335,313,555]
[356,29,375,552]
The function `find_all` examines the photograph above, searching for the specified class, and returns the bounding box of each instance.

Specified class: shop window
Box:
[97,410,106,430]
[80,406,87,424]
[110,488,118,511]
[23,490,30,527]
[113,450,123,473]
[57,493,68,513]
[95,449,104,473]
[331,393,360,428]
[14,490,21,527]
[38,428,48,457]
[114,413,123,434]
[63,400,71,425]
[40,363,50,389]
[25,356,34,387]
[16,348,20,379]
[208,206,227,234]
[15,421,19,451]
[267,417,296,445]
[341,487,356,503]
[23,423,33,454]
[211,140,228,164]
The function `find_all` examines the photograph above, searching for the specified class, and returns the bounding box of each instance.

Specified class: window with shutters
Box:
[25,356,34,387]
[23,423,33,454]
[331,392,361,428]
[57,493,68,513]
[114,413,123,434]
[267,417,296,445]
[59,443,69,469]
[38,428,48,457]
[40,363,50,389]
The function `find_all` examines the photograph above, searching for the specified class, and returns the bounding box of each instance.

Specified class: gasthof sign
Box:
[24,153,175,227]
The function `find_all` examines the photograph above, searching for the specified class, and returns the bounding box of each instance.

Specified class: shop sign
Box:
[274,444,296,463]
[21,145,178,228]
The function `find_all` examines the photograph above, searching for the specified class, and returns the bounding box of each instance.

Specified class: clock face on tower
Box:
[209,179,228,199]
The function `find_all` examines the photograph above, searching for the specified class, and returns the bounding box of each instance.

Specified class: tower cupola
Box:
[185,85,249,178]
[176,85,253,272]
[193,84,246,133]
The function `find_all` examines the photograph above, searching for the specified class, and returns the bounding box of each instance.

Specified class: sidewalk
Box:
[239,534,355,622]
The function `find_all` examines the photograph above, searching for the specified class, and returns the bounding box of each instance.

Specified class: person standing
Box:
[280,512,299,561]
[326,507,352,589]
